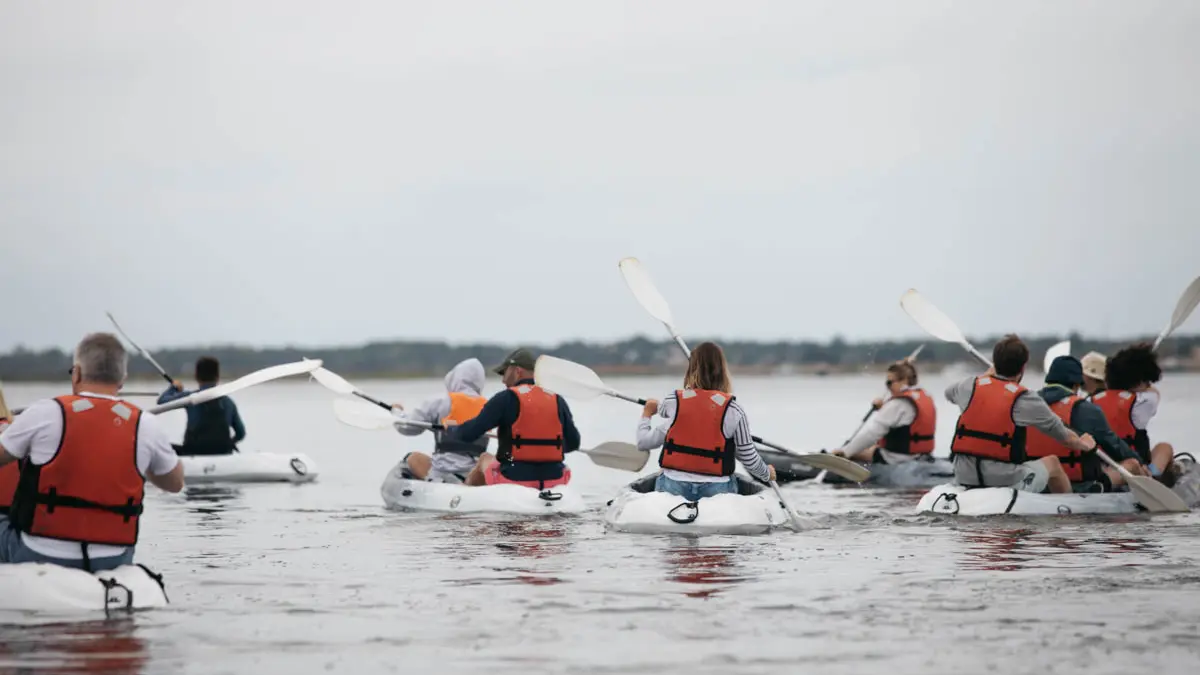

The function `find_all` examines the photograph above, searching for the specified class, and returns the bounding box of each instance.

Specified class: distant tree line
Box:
[2,332,1197,383]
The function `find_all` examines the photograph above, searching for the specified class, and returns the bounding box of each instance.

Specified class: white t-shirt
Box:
[1131,390,1159,430]
[0,392,180,559]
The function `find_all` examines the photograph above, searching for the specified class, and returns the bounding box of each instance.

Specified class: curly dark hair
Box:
[1104,342,1161,391]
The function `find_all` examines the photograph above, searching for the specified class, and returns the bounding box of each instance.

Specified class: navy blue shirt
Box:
[157,384,246,443]
[447,378,581,481]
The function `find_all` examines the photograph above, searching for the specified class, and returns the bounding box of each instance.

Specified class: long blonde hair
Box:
[683,342,732,393]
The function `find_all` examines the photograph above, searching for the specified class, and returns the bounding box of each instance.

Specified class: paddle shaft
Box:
[107,312,175,385]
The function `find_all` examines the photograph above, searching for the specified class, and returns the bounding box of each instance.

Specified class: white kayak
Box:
[604,473,791,535]
[180,451,318,484]
[379,461,586,515]
[916,455,1200,516]
[0,563,168,615]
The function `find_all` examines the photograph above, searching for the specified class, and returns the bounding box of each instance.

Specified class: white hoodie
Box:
[394,358,487,436]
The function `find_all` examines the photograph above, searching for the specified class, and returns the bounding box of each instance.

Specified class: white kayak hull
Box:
[379,462,586,515]
[917,455,1200,516]
[604,473,790,535]
[916,483,1141,516]
[0,563,167,615]
[180,452,317,484]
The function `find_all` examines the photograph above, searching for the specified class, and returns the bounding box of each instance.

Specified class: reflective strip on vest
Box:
[660,389,737,477]
[503,385,564,464]
[881,388,937,455]
[9,395,145,546]
[950,377,1028,463]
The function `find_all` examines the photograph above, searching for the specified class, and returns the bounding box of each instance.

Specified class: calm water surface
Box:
[2,371,1199,674]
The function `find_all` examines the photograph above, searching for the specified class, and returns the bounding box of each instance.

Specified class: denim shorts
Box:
[654,473,737,501]
[0,517,134,572]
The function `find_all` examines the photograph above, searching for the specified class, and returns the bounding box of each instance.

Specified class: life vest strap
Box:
[662,440,725,461]
[511,435,563,448]
[910,433,935,443]
[35,488,143,522]
[954,426,1014,447]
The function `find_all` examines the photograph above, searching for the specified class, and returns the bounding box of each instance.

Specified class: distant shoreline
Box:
[3,333,1197,383]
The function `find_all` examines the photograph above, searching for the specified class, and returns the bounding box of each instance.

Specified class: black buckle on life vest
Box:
[662,440,725,463]
[512,435,563,448]
[36,488,143,521]
[955,426,1013,446]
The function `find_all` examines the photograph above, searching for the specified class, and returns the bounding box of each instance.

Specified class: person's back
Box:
[637,342,774,500]
[1093,342,1177,483]
[946,335,1095,494]
[445,348,582,488]
[1026,356,1142,491]
[158,356,245,456]
[395,358,489,482]
[0,332,183,572]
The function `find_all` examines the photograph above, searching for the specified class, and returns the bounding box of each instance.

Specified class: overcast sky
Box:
[2,1,1197,352]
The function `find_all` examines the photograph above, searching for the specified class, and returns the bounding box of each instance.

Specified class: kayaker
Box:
[1092,342,1179,485]
[0,332,184,572]
[1081,351,1107,397]
[946,334,1096,494]
[637,341,775,499]
[831,359,936,463]
[393,357,489,482]
[157,356,246,456]
[1026,355,1146,492]
[443,348,581,488]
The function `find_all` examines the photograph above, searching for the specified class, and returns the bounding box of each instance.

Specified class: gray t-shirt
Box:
[945,375,1073,444]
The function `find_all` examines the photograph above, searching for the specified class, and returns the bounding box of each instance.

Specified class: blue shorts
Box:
[654,473,738,501]
[0,517,134,572]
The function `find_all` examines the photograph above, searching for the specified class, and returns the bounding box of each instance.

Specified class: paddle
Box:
[319,369,650,472]
[148,359,323,414]
[106,312,175,386]
[1043,340,1071,374]
[1152,275,1200,351]
[899,289,1188,513]
[617,257,864,477]
[534,354,870,484]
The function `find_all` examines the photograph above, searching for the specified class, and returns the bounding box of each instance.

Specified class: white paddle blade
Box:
[333,397,402,430]
[1127,475,1189,513]
[794,453,872,483]
[309,366,360,396]
[1154,275,1200,350]
[533,355,612,400]
[618,257,676,328]
[0,381,11,420]
[900,289,967,345]
[1043,340,1071,374]
[581,442,649,472]
[148,359,322,414]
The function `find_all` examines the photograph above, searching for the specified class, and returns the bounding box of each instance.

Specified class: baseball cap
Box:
[1081,351,1107,381]
[493,348,536,375]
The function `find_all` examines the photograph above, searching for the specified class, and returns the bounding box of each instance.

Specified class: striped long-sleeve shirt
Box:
[636,391,771,482]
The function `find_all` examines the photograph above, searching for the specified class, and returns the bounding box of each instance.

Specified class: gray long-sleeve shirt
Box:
[945,375,1073,444]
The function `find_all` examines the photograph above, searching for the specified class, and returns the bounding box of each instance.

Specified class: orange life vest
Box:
[1091,390,1150,464]
[1026,394,1089,481]
[881,388,937,455]
[659,389,737,477]
[435,392,488,457]
[9,395,145,546]
[500,384,564,464]
[950,376,1028,463]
